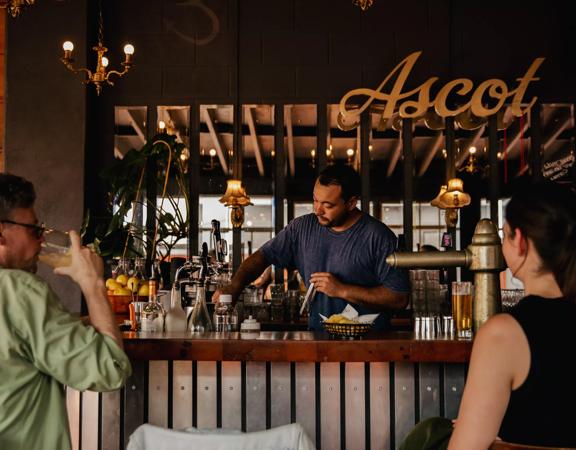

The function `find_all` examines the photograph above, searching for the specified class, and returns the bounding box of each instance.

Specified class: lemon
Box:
[126,277,140,293]
[113,287,132,296]
[106,278,120,290]
[115,274,128,286]
[138,283,150,297]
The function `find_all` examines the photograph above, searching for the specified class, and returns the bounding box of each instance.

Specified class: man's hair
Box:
[317,164,361,201]
[0,173,36,220]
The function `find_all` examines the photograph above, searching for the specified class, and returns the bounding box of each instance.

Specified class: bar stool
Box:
[490,440,576,450]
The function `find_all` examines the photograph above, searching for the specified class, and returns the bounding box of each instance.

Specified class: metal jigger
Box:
[387,219,505,332]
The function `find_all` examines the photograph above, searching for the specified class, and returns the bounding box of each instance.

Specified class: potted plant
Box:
[87,133,190,266]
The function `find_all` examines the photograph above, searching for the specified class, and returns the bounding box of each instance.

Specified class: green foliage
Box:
[87,133,190,259]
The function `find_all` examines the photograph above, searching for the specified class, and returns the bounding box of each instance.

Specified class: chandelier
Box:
[60,1,134,95]
[1,0,34,18]
[352,0,373,11]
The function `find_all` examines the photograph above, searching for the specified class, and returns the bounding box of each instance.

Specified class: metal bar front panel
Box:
[444,363,466,420]
[245,361,267,432]
[345,362,366,450]
[295,362,316,445]
[81,390,99,450]
[66,387,81,450]
[172,361,193,430]
[270,362,291,428]
[221,361,242,430]
[419,363,441,420]
[100,390,121,450]
[196,361,217,429]
[148,361,168,427]
[320,362,340,450]
[370,362,391,450]
[394,362,416,447]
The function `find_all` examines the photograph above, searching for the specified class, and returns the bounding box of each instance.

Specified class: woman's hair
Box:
[505,181,576,299]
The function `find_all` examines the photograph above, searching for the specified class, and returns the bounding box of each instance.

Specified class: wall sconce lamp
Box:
[219,179,252,228]
[1,0,34,17]
[431,178,471,228]
[60,1,134,95]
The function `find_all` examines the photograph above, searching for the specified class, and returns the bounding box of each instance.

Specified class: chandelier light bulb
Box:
[209,148,217,157]
[101,56,109,68]
[310,149,316,157]
[158,120,166,130]
[63,41,74,52]
[346,148,355,157]
[123,44,135,55]
[469,146,477,154]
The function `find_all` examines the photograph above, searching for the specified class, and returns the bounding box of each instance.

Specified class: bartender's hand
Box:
[309,272,346,298]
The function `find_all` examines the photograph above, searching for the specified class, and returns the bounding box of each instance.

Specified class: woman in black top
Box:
[448,181,576,449]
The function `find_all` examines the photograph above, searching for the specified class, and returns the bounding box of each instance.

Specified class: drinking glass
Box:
[38,230,72,268]
[451,281,473,338]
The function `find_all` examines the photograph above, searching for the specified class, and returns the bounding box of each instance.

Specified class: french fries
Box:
[325,314,358,324]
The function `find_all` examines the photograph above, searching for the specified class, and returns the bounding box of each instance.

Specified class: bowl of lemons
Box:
[106,274,148,314]
[322,314,374,339]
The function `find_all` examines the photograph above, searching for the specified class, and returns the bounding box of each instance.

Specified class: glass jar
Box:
[141,282,165,332]
[213,294,238,332]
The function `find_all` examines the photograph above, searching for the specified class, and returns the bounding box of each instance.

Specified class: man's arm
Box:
[309,272,408,311]
[54,231,123,349]
[214,250,270,301]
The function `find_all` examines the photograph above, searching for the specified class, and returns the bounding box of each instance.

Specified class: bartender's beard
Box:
[316,209,350,228]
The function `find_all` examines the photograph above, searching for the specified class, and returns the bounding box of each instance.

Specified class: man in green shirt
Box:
[0,173,132,449]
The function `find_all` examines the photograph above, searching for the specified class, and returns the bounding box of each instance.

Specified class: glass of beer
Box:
[451,281,473,338]
[38,230,72,268]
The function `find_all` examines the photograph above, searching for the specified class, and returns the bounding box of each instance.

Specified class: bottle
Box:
[189,281,213,332]
[141,280,165,332]
[164,285,188,332]
[213,294,238,332]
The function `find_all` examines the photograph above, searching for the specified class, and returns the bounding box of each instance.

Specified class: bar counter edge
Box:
[122,331,473,363]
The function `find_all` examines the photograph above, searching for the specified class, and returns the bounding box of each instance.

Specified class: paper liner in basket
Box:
[320,304,379,324]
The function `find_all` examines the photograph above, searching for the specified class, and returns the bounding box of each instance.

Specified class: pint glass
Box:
[451,281,473,337]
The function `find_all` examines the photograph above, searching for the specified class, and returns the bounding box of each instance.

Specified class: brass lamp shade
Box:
[219,179,252,228]
[430,185,448,208]
[219,179,252,207]
[439,178,471,209]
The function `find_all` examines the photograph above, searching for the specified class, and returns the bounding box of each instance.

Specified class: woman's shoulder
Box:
[474,313,526,349]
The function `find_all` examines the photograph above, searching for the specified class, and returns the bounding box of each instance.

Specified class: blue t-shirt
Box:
[260,212,409,330]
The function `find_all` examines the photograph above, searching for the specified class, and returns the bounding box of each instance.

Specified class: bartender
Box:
[216,164,409,330]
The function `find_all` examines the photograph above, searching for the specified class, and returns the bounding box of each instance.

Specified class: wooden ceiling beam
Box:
[203,107,229,175]
[246,106,265,177]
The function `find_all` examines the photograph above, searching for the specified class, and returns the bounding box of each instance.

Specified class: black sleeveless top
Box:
[499,295,576,447]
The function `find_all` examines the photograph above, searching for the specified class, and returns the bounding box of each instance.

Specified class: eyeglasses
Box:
[0,220,46,238]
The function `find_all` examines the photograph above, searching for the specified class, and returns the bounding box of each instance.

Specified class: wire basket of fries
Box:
[322,314,373,339]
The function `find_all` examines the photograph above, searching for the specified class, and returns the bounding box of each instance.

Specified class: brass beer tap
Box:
[386,219,506,332]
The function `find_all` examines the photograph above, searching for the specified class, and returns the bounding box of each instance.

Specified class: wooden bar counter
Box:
[123,330,472,363]
[68,332,472,450]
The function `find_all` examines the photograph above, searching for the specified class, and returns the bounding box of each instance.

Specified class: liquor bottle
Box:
[164,285,188,332]
[189,281,213,332]
[213,294,238,332]
[141,279,165,332]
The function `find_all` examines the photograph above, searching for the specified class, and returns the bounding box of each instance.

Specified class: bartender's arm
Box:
[213,250,270,302]
[309,272,408,311]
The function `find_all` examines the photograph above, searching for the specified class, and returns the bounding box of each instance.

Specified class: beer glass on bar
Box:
[452,281,473,337]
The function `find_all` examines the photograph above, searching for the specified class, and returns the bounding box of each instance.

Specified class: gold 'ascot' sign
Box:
[338,51,545,124]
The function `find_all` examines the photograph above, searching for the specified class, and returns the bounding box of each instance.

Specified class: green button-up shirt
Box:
[0,269,132,449]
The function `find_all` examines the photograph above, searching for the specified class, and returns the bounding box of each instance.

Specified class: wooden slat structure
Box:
[67,333,470,450]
